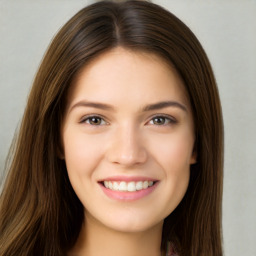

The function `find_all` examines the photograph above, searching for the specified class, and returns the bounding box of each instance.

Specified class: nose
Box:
[106,125,147,167]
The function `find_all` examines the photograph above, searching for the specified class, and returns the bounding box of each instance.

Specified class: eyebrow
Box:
[142,101,187,112]
[69,101,114,112]
[69,100,187,113]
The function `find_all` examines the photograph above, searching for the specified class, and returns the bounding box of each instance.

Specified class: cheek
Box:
[153,132,194,170]
[158,141,191,214]
[150,133,193,199]
[63,129,104,178]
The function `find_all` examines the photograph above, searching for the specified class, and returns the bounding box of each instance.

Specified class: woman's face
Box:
[62,47,196,233]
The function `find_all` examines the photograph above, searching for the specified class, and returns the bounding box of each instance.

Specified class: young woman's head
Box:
[0,1,223,255]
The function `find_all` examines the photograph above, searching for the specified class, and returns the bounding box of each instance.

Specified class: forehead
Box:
[67,47,190,108]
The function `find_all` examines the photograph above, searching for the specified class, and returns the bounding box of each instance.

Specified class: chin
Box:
[94,211,164,234]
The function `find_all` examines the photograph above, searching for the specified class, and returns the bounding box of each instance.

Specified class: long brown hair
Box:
[0,1,223,255]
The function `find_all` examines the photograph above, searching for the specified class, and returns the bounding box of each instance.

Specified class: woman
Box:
[0,1,224,255]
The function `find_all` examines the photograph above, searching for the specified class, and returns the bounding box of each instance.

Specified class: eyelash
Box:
[80,115,108,126]
[148,115,176,126]
[80,114,176,126]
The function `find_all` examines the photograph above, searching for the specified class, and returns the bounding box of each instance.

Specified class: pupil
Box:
[91,117,101,124]
[154,117,164,125]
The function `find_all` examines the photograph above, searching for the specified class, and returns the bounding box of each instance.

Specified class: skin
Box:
[62,47,196,256]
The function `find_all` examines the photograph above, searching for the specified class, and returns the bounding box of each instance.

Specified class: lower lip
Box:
[99,182,158,201]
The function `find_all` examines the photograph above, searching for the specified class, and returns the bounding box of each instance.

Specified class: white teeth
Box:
[119,181,127,191]
[135,181,143,190]
[143,181,149,189]
[127,182,136,192]
[104,181,109,189]
[103,180,155,192]
[113,182,119,191]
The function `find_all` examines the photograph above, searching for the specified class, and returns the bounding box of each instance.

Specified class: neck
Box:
[69,213,163,256]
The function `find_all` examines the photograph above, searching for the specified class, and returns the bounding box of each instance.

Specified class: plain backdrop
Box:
[0,0,255,255]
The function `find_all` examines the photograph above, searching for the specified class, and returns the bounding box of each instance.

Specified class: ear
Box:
[57,145,65,159]
[190,149,197,164]
[57,125,65,159]
[57,149,65,159]
[190,141,197,164]
[56,137,65,160]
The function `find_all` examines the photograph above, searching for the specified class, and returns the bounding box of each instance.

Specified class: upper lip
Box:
[98,176,158,182]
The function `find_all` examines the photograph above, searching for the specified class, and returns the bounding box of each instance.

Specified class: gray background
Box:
[0,0,255,255]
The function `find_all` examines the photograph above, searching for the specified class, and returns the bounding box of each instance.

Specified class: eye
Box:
[81,115,108,126]
[148,115,176,126]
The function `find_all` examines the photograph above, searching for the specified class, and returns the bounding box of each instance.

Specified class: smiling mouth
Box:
[100,180,157,192]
